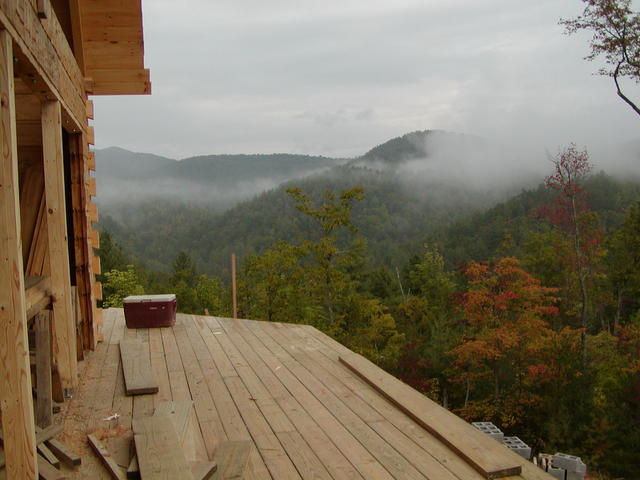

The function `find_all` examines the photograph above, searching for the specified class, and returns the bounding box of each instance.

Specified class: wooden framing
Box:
[0,28,38,480]
[42,99,78,388]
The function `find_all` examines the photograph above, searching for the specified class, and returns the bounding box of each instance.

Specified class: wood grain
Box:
[119,340,159,395]
[132,415,194,480]
[340,353,522,479]
[0,29,38,480]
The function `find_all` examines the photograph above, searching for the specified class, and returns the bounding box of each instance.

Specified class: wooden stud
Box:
[37,443,60,468]
[46,438,81,467]
[35,311,53,428]
[37,454,65,480]
[88,434,127,480]
[0,29,38,480]
[69,134,95,350]
[42,99,78,388]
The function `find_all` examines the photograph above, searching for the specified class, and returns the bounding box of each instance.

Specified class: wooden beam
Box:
[0,0,85,130]
[68,0,86,73]
[25,276,52,319]
[89,228,100,249]
[69,134,95,350]
[339,354,522,479]
[88,434,126,480]
[46,438,81,467]
[86,125,95,145]
[35,311,53,428]
[88,201,98,223]
[92,253,101,275]
[37,454,65,480]
[87,151,95,170]
[42,99,78,389]
[85,99,93,120]
[0,29,38,480]
[87,176,97,197]
[90,69,151,95]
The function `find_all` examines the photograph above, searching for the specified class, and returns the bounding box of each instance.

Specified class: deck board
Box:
[56,309,553,480]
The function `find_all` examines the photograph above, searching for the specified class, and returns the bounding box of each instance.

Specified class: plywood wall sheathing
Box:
[0,28,39,479]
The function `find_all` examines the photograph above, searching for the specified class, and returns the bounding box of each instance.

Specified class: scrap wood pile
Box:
[0,424,81,480]
[88,339,251,479]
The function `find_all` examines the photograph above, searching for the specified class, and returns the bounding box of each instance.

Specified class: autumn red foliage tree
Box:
[448,257,559,428]
[539,145,604,363]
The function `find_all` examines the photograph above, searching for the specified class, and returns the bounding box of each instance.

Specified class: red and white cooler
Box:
[123,294,177,328]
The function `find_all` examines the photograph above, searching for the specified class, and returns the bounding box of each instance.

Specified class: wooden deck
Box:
[51,309,552,480]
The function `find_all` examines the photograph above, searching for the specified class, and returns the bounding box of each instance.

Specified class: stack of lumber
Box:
[0,424,81,480]
[89,399,249,480]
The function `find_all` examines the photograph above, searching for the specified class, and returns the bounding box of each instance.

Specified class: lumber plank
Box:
[217,318,363,480]
[192,460,218,480]
[42,99,77,389]
[132,415,194,480]
[340,353,522,479]
[87,434,127,480]
[212,441,251,480]
[35,311,53,427]
[37,453,65,480]
[0,29,38,480]
[119,340,159,395]
[35,424,64,445]
[37,443,60,468]
[45,438,81,467]
[153,400,194,448]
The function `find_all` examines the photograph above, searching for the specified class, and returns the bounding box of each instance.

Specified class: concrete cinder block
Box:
[503,436,532,460]
[566,472,585,480]
[547,466,566,479]
[552,453,586,474]
[471,422,504,442]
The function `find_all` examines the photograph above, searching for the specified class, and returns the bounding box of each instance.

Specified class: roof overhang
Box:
[77,0,151,95]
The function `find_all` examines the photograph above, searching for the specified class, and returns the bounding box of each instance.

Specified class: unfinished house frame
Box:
[0,1,149,478]
[1,2,560,480]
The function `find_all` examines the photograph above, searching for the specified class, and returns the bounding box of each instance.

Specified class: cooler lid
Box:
[123,294,176,303]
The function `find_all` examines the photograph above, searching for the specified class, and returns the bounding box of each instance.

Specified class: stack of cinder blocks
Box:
[536,453,587,479]
[552,453,587,480]
[503,436,532,460]
[471,422,504,442]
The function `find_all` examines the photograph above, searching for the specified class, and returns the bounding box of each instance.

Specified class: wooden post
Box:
[0,29,38,479]
[42,100,78,388]
[35,311,53,428]
[231,253,238,319]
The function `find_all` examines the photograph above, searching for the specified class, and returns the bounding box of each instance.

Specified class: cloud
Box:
[92,0,640,161]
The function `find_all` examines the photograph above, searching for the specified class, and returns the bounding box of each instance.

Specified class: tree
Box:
[539,145,604,361]
[561,0,640,116]
[448,258,560,429]
[103,265,145,307]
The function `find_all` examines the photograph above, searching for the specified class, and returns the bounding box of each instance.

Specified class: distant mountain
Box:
[97,130,640,276]
[95,147,345,208]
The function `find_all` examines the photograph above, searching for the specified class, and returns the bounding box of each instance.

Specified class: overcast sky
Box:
[91,0,640,160]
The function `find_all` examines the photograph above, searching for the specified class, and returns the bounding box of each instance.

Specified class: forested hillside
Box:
[97,134,640,478]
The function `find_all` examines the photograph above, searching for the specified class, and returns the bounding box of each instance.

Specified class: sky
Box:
[92,0,640,161]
